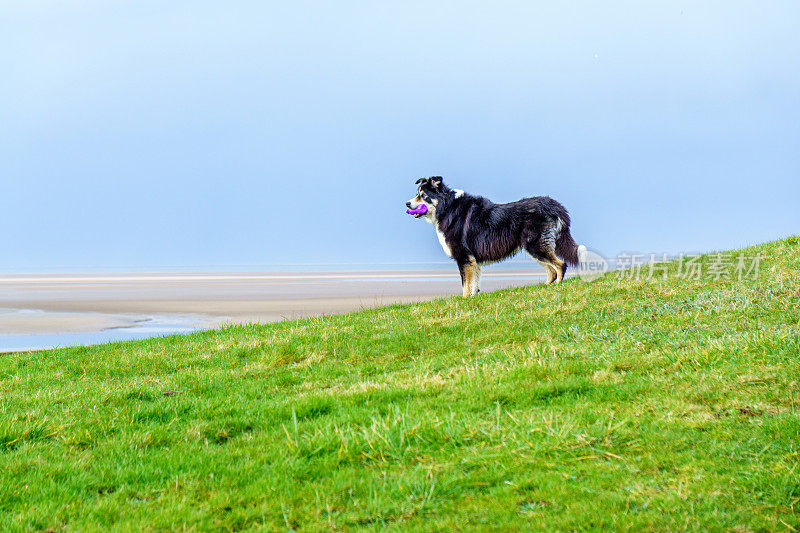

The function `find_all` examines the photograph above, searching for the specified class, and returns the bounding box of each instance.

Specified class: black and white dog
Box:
[407,176,585,297]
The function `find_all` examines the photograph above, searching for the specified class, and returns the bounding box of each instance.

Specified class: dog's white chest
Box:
[435,227,452,258]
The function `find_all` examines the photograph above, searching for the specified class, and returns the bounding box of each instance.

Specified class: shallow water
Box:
[0,314,203,352]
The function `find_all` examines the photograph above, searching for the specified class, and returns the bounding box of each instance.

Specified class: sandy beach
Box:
[0,268,547,350]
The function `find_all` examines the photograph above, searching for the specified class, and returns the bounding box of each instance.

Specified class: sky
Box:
[1,1,798,271]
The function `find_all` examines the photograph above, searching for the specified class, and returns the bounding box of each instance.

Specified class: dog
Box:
[406,176,585,297]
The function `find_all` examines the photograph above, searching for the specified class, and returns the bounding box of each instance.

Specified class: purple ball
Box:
[406,204,428,216]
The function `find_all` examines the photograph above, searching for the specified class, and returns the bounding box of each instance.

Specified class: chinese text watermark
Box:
[576,250,761,282]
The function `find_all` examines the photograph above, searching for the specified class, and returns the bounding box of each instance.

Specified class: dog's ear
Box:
[429,176,443,189]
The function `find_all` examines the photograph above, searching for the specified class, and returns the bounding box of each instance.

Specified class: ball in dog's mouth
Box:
[406,204,428,217]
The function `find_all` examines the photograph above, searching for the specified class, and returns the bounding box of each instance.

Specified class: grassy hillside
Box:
[2,237,799,531]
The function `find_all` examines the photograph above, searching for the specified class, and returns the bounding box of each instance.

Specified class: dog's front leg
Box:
[458,258,479,297]
[458,261,470,297]
[470,262,481,296]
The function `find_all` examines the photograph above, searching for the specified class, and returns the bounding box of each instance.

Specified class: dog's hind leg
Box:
[547,253,567,284]
[525,219,566,285]
[529,256,557,284]
[526,247,563,285]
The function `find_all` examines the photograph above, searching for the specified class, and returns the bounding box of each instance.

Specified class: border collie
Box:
[406,176,585,297]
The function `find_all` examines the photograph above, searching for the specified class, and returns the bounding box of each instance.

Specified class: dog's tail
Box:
[555,225,582,267]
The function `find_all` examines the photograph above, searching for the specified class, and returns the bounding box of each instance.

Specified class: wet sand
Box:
[0,268,547,350]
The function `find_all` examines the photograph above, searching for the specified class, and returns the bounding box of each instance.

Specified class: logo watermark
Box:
[576,248,609,282]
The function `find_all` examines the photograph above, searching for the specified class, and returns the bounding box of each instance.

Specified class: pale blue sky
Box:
[1,1,798,271]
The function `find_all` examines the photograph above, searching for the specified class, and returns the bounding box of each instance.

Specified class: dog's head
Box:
[406,176,453,223]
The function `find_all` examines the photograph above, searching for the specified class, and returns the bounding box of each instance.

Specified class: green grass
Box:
[2,237,799,531]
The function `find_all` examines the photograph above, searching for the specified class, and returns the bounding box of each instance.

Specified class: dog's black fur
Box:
[406,176,581,295]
